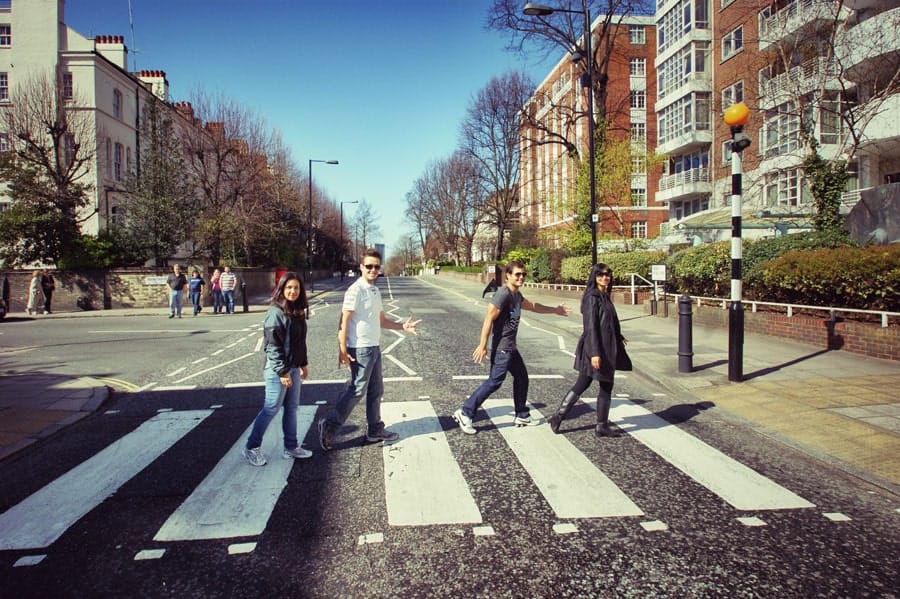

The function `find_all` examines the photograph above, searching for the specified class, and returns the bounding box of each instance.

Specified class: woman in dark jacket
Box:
[242,272,312,466]
[548,263,631,437]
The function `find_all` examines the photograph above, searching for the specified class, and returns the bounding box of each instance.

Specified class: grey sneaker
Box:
[366,426,400,443]
[513,412,540,427]
[283,446,313,459]
[242,446,267,467]
[318,418,334,451]
[453,408,477,435]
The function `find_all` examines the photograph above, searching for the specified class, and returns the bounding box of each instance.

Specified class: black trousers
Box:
[569,373,612,403]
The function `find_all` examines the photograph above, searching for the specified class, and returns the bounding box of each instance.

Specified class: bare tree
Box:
[0,70,96,266]
[349,199,382,261]
[460,71,534,259]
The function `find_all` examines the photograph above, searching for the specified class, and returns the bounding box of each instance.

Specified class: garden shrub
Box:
[560,250,668,285]
[666,241,731,296]
[745,244,900,311]
[743,230,856,274]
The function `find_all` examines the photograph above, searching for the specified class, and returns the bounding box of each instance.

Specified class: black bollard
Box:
[678,294,694,373]
[241,280,249,313]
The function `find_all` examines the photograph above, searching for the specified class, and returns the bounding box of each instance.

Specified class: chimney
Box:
[95,35,128,70]
[137,69,169,102]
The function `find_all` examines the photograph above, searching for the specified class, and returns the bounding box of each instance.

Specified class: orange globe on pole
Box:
[724,102,750,126]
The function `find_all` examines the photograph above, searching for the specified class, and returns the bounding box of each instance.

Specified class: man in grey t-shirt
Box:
[453,260,570,434]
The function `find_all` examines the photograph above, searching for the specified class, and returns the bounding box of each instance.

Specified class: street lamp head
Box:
[326,160,339,165]
[723,102,750,127]
[523,2,554,16]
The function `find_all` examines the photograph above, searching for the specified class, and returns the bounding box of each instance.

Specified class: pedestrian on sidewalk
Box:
[317,248,421,450]
[188,269,205,316]
[220,265,237,314]
[165,264,188,319]
[548,263,632,437]
[242,271,313,466]
[26,270,44,315]
[40,270,56,314]
[452,260,571,435]
[210,268,224,314]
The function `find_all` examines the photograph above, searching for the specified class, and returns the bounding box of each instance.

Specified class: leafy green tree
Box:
[120,97,197,266]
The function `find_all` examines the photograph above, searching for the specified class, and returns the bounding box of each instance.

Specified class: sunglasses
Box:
[512,272,526,278]
[597,271,612,277]
[363,264,381,271]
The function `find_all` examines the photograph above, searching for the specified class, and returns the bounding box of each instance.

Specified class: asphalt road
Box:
[0,277,897,597]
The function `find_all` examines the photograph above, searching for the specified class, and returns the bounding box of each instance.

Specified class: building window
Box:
[722,140,733,164]
[126,147,132,176]
[631,122,646,142]
[629,25,645,45]
[106,138,112,177]
[0,72,7,101]
[62,72,73,100]
[722,81,743,109]
[113,89,123,119]
[111,205,126,228]
[632,155,646,174]
[630,90,646,109]
[722,26,743,60]
[0,25,9,47]
[64,134,75,168]
[631,221,648,239]
[657,41,709,99]
[657,92,711,145]
[763,102,800,158]
[114,143,123,181]
[0,132,9,152]
[765,168,805,207]
[630,58,646,77]
[631,188,647,207]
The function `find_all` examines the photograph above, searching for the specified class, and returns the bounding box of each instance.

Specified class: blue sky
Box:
[64,0,556,258]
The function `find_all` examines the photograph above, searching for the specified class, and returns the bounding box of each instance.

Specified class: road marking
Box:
[484,399,644,519]
[224,382,264,388]
[167,367,187,377]
[590,398,816,511]
[385,354,416,376]
[174,352,255,383]
[383,335,404,354]
[383,376,423,382]
[153,385,197,391]
[0,410,213,550]
[93,377,139,392]
[153,405,317,541]
[380,401,482,526]
[192,357,209,364]
[451,374,563,380]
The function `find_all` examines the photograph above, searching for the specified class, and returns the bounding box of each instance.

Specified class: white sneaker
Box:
[283,446,313,459]
[242,446,267,467]
[453,408,477,435]
[514,412,541,427]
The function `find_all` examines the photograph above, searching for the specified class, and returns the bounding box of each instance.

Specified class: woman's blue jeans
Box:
[324,346,385,431]
[212,290,224,313]
[462,348,529,418]
[246,368,301,451]
[190,291,202,315]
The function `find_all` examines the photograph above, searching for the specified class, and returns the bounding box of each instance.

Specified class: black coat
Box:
[574,289,629,382]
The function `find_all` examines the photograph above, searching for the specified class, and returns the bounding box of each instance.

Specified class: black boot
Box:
[548,391,579,434]
[595,396,621,438]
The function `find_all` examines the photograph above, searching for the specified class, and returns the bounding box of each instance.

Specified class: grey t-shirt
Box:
[491,285,523,352]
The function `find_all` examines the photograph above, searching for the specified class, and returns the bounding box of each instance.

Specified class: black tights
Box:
[569,374,613,403]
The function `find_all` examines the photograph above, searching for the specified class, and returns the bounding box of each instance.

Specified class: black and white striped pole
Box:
[723,103,751,382]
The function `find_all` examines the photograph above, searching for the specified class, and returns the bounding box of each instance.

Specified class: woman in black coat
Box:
[548,263,631,437]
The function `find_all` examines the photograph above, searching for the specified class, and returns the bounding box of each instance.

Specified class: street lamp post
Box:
[308,159,338,292]
[723,103,752,382]
[524,1,597,265]
[339,200,359,280]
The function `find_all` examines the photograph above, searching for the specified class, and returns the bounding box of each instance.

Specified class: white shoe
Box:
[282,446,313,459]
[514,412,541,427]
[453,408,477,435]
[242,446,267,466]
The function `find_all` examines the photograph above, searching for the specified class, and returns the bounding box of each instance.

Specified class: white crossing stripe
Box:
[483,399,644,519]
[0,410,213,550]
[380,402,482,526]
[592,398,815,511]
[154,405,318,541]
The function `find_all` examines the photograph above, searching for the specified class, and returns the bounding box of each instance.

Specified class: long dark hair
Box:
[271,271,307,318]
[583,263,613,298]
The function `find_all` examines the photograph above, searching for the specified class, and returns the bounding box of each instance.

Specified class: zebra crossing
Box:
[0,397,821,556]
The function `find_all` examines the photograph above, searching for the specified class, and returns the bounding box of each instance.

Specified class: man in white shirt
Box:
[318,248,421,450]
[219,265,237,314]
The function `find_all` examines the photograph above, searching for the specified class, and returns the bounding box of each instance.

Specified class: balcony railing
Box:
[659,168,711,192]
[759,0,836,44]
[759,57,837,101]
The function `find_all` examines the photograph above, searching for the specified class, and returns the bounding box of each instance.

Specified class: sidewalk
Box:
[2,275,898,498]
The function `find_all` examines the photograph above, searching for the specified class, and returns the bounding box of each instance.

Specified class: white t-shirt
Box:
[342,277,382,348]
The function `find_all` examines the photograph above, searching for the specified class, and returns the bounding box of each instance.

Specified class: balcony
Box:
[758,57,839,108]
[858,94,900,151]
[656,168,712,203]
[656,130,712,156]
[758,0,841,52]
[836,5,900,82]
